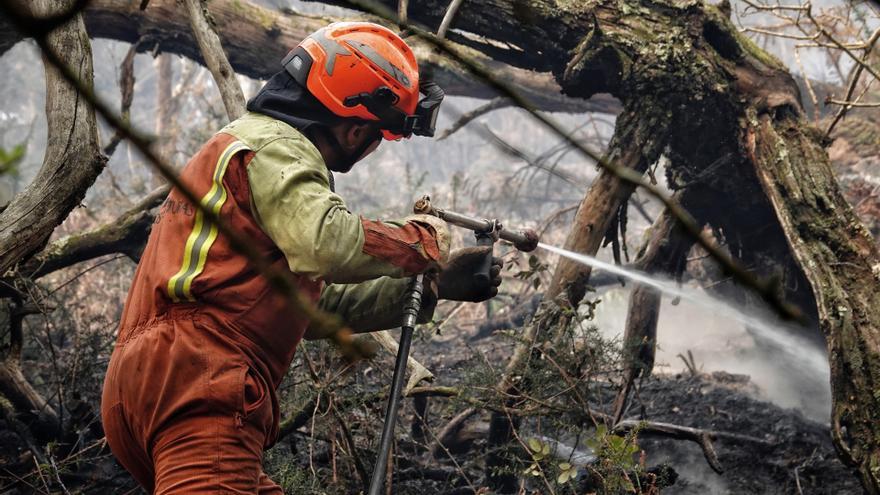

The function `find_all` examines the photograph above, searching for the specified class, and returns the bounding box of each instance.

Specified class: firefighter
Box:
[101,22,502,494]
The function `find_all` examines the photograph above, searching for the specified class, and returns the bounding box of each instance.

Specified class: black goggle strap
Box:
[344,87,408,135]
[343,81,444,138]
[414,81,444,138]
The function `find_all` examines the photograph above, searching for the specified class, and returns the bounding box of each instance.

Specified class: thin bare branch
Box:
[103,40,138,157]
[181,0,246,119]
[397,0,407,27]
[437,97,509,140]
[826,98,880,107]
[437,0,465,40]
[806,2,880,83]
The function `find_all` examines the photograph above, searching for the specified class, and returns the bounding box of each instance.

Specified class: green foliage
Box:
[557,461,578,484]
[0,143,24,176]
[523,438,578,486]
[513,254,549,290]
[524,437,552,477]
[586,424,646,494]
[263,446,331,495]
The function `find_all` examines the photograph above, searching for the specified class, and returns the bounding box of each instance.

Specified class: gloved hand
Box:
[436,246,503,302]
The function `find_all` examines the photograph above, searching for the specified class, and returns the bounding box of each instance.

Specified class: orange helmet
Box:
[282,22,444,140]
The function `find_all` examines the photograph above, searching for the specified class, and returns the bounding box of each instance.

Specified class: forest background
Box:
[0,0,879,493]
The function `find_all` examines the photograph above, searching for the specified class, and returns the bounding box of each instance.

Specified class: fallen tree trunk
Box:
[13,185,168,282]
[0,0,617,115]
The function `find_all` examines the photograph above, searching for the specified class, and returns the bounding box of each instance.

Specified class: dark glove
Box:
[437,246,503,302]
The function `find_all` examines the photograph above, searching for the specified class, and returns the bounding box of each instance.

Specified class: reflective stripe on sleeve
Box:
[167,141,250,302]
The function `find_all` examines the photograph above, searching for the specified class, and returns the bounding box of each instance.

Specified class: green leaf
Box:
[557,469,573,484]
[557,462,577,484]
[528,438,542,453]
[0,143,24,176]
[523,463,542,477]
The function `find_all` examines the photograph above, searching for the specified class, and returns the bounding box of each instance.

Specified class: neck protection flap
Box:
[246,70,342,131]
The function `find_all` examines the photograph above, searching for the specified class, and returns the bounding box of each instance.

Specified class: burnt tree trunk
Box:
[544,110,651,306]
[339,0,880,490]
[749,113,880,491]
[612,196,701,423]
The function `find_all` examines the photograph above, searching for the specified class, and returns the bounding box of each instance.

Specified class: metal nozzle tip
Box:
[514,229,539,252]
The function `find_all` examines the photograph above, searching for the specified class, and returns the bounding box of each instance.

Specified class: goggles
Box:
[342,81,444,139]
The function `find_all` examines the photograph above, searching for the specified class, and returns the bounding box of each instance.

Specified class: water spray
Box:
[536,243,828,376]
[368,196,540,495]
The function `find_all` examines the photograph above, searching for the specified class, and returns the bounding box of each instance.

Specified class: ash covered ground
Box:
[634,372,860,494]
[406,307,861,494]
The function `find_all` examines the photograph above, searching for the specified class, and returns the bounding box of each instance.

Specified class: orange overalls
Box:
[101,113,445,494]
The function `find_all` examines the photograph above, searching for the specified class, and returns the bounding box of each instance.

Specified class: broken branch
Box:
[181,0,246,119]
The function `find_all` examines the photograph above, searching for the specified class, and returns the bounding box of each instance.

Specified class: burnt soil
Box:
[630,371,861,494]
[0,339,861,494]
[412,323,862,494]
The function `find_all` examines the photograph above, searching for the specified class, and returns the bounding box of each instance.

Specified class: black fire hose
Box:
[368,196,539,494]
[368,274,424,495]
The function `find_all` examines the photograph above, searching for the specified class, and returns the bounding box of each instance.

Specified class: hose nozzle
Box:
[413,196,539,252]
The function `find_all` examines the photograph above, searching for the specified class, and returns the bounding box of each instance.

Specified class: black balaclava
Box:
[247,70,381,174]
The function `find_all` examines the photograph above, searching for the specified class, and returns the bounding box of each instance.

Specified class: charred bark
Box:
[551,2,880,489]
[749,113,880,491]
[612,197,700,423]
